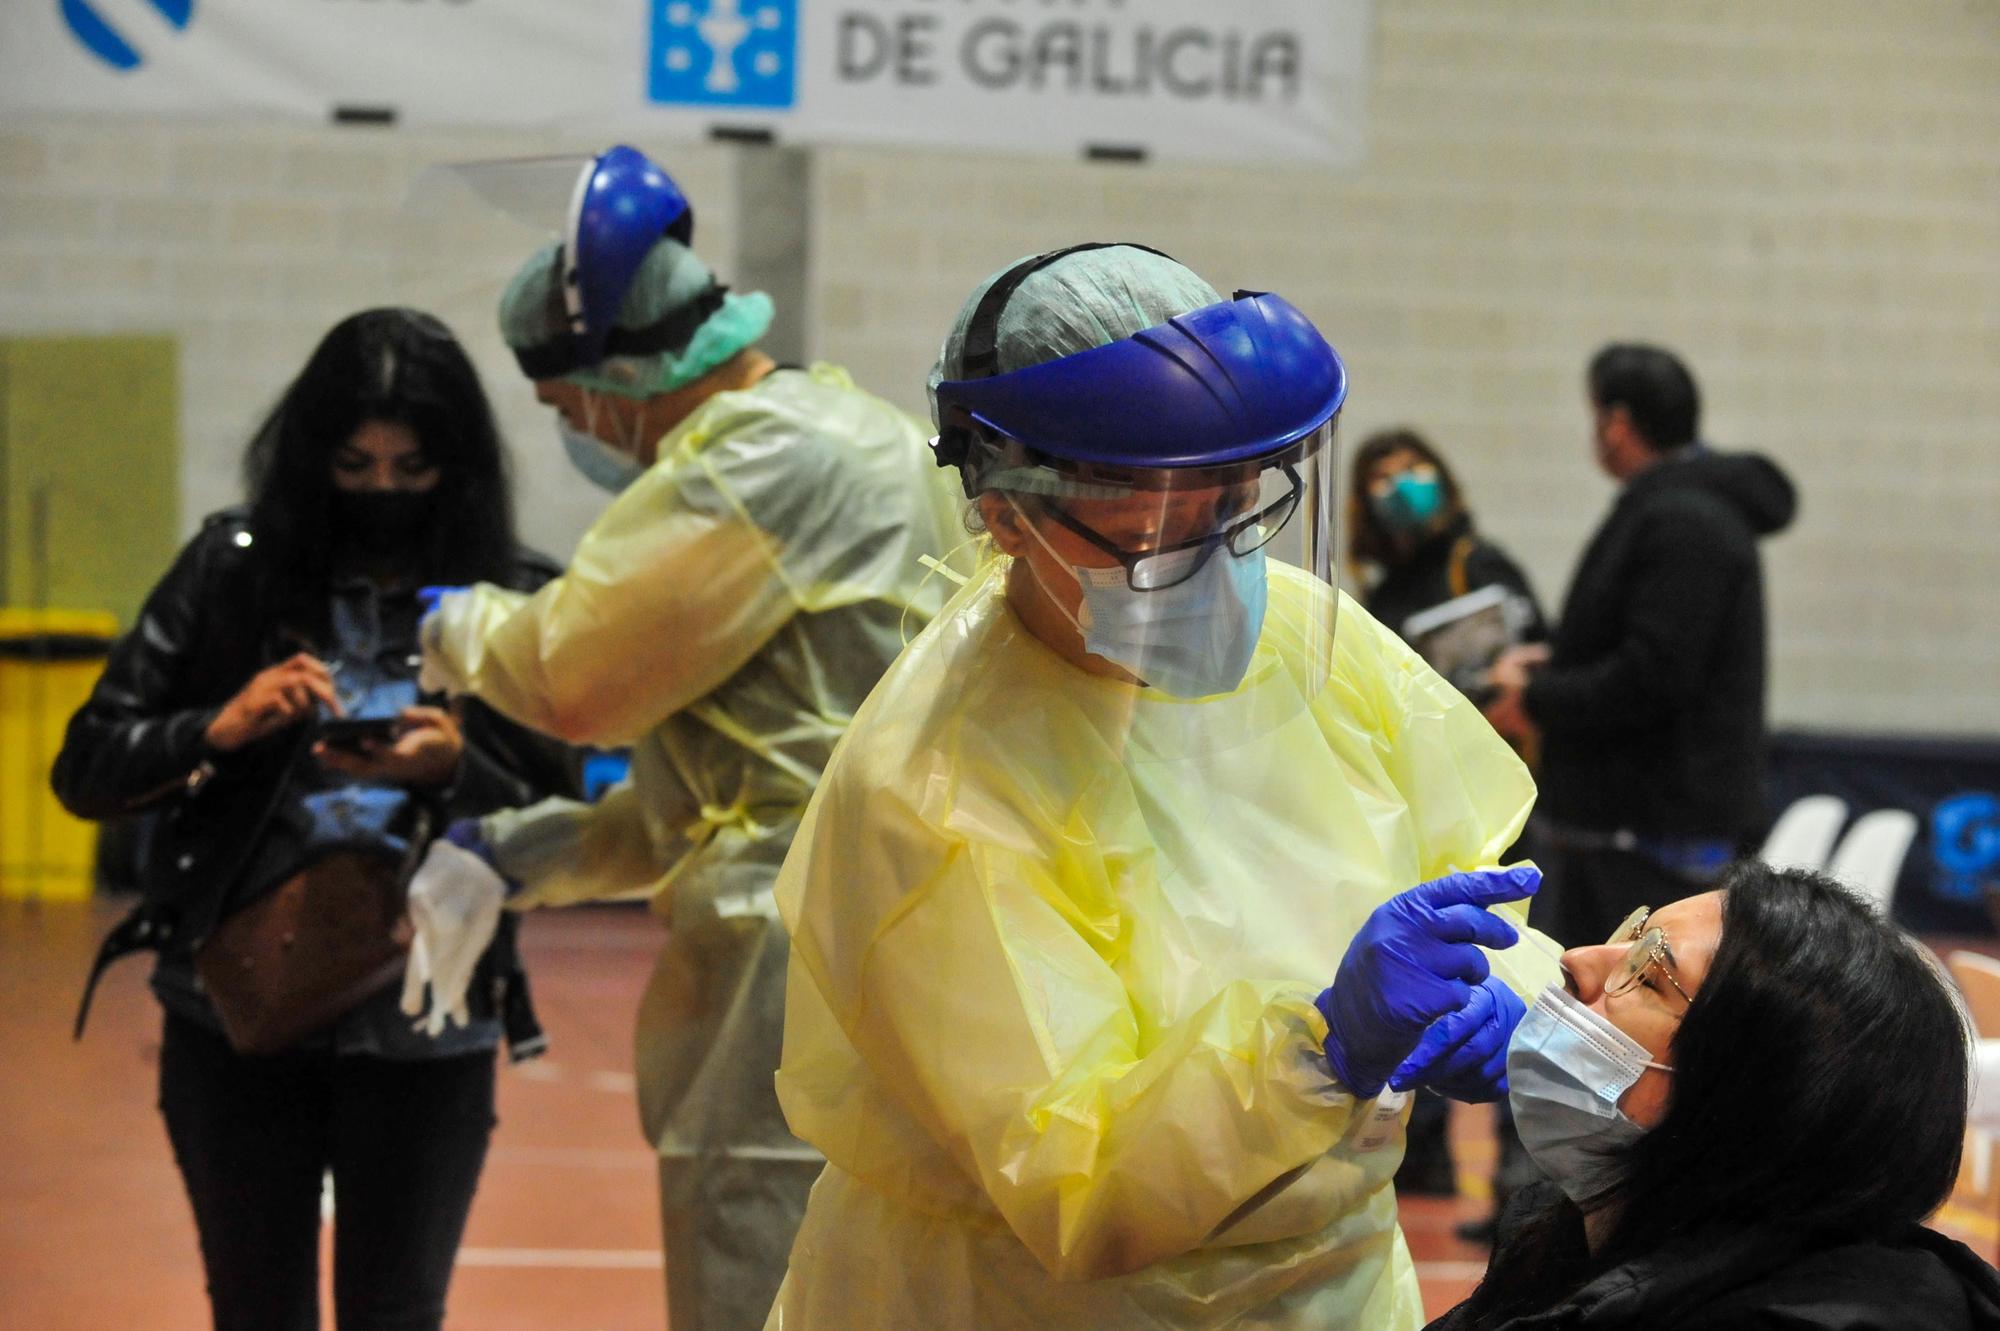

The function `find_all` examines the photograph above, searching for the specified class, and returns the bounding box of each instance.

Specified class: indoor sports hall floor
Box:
[4,898,1990,1330]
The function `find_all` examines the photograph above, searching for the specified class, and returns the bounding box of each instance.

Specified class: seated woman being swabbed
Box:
[1430,859,2000,1330]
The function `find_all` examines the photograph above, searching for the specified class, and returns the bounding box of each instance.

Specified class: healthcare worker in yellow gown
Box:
[765,244,1561,1329]
[413,147,965,1330]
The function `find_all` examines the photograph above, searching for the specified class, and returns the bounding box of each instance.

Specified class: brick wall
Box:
[811,0,2000,735]
[0,1,1995,733]
[0,122,738,567]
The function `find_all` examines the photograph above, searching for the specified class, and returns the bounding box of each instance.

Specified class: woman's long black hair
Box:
[1459,862,1970,1324]
[242,308,517,625]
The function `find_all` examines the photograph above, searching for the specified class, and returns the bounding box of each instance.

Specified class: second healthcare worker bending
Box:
[414,148,963,1329]
[765,245,1559,1329]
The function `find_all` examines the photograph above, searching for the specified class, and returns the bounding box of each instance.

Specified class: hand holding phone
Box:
[314,706,463,787]
[316,717,402,751]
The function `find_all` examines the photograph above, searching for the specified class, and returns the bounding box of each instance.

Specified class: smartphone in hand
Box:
[317,716,401,751]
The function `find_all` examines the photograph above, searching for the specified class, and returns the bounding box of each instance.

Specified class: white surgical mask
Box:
[1010,499,1269,699]
[559,416,645,494]
[1506,983,1673,1205]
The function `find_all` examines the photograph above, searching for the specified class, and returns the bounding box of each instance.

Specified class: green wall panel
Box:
[0,336,180,626]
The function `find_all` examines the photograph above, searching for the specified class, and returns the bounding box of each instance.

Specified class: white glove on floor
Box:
[401,839,506,1036]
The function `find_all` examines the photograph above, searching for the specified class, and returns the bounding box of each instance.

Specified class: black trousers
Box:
[158,1014,496,1331]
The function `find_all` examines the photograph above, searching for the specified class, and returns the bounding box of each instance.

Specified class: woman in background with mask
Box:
[1430,860,2000,1330]
[764,244,1561,1330]
[53,308,574,1331]
[1347,428,1545,655]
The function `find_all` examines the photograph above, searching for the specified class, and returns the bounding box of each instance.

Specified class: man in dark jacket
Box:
[1483,343,1797,947]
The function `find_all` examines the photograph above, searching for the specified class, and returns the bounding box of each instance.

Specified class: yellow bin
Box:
[0,608,117,901]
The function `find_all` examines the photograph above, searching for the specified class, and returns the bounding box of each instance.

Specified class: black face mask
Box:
[329,489,437,549]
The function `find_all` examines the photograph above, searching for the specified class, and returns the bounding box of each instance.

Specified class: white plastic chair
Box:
[1825,808,1920,916]
[1758,794,1849,872]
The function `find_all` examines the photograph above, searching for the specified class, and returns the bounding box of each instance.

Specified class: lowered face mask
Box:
[559,416,646,494]
[1011,498,1269,700]
[1506,983,1673,1206]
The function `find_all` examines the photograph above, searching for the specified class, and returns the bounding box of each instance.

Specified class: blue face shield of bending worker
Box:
[931,242,1341,701]
[765,242,1560,1330]
[494,144,774,492]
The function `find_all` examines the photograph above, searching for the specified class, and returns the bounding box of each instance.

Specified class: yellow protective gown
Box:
[422,363,966,1331]
[767,557,1559,1330]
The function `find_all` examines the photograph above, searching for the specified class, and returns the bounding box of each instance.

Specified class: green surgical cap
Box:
[927,245,1223,429]
[499,237,774,399]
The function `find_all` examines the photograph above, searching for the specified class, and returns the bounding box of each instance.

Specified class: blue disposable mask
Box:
[559,416,645,494]
[1369,471,1445,533]
[1506,984,1673,1206]
[1013,500,1270,699]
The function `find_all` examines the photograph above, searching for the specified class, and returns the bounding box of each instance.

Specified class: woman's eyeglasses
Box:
[1604,905,1693,1008]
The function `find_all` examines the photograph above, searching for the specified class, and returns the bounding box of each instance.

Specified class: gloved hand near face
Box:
[1389,975,1527,1102]
[1317,866,1539,1098]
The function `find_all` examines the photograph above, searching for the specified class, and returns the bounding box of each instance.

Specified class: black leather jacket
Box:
[57,508,578,1055]
[1427,1185,2000,1330]
[1526,448,1797,842]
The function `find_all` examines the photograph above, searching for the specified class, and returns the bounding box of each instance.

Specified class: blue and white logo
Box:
[650,0,798,109]
[1935,792,2000,901]
[60,0,195,71]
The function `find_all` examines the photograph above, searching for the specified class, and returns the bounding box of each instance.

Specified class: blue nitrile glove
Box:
[417,584,467,619]
[1389,975,1527,1102]
[1315,866,1540,1098]
[441,817,521,896]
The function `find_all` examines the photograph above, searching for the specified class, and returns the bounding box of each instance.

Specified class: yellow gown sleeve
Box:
[482,779,667,909]
[423,425,801,746]
[784,778,1367,1284]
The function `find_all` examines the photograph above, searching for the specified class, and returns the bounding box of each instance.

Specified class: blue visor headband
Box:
[514,144,696,379]
[934,279,1346,473]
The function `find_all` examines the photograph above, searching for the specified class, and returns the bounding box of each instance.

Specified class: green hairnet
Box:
[927,245,1222,430]
[929,245,1223,499]
[499,237,775,399]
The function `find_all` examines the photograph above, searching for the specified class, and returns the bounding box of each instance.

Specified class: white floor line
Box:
[587,1070,638,1094]
[511,1059,566,1082]
[457,1247,664,1270]
[1413,1260,1491,1281]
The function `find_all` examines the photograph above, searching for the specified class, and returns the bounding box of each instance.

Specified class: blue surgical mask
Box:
[1506,984,1673,1205]
[1369,471,1445,532]
[560,417,645,494]
[1013,500,1269,699]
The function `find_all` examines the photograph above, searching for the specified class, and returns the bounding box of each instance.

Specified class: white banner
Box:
[1,1,1373,164]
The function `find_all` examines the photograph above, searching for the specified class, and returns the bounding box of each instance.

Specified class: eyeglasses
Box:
[1038,466,1304,591]
[1604,905,1693,1009]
